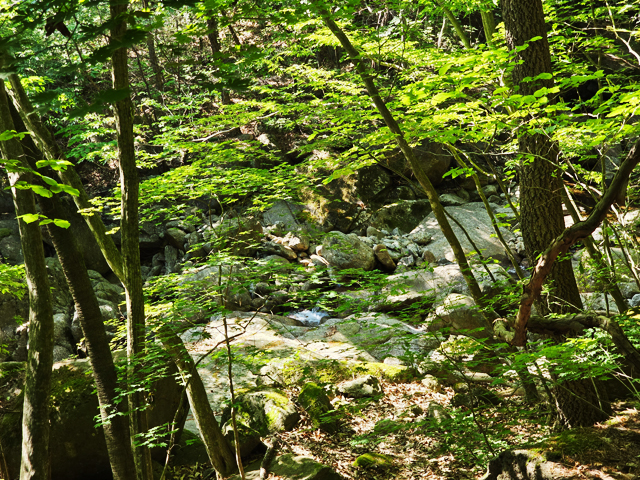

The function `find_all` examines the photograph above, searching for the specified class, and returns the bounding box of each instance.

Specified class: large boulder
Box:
[411,203,515,264]
[263,200,307,231]
[355,165,393,207]
[321,231,375,271]
[298,382,338,433]
[429,293,492,338]
[216,216,263,257]
[0,357,181,480]
[369,200,432,234]
[222,388,299,437]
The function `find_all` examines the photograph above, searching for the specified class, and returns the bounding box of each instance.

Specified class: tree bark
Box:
[109,2,153,479]
[316,4,488,314]
[142,0,163,90]
[441,7,471,49]
[0,79,54,480]
[206,13,221,54]
[501,0,583,317]
[159,326,236,477]
[480,11,496,47]
[6,94,138,480]
[6,74,125,281]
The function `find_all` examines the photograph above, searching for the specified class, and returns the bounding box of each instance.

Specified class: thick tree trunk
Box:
[109,2,153,479]
[0,79,54,480]
[501,0,610,427]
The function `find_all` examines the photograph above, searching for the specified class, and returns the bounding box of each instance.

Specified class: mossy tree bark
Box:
[6,98,138,480]
[0,79,54,480]
[109,2,153,479]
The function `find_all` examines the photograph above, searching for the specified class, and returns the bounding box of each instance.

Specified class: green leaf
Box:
[18,213,40,224]
[53,219,71,229]
[439,63,452,76]
[32,185,53,198]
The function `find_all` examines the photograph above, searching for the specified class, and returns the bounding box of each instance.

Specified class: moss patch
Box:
[353,452,394,468]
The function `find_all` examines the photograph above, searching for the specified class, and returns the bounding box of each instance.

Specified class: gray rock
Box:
[630,294,640,307]
[481,449,578,480]
[337,374,382,398]
[164,245,179,274]
[52,345,73,363]
[165,227,187,250]
[408,229,432,245]
[53,314,71,345]
[321,232,375,271]
[263,241,298,260]
[229,454,343,480]
[580,292,619,313]
[369,200,432,234]
[283,231,310,252]
[0,235,23,264]
[434,293,491,337]
[481,185,498,197]
[263,200,305,231]
[373,244,396,271]
[397,255,415,268]
[439,193,467,206]
[620,282,640,299]
[410,203,514,264]
[366,226,385,239]
[383,141,453,187]
[216,217,263,257]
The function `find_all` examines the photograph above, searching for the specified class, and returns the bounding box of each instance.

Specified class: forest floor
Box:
[170,379,640,480]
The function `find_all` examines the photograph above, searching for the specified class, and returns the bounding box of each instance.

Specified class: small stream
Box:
[287,308,330,326]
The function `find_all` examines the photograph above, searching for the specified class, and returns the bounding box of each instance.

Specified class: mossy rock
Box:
[352,362,416,383]
[0,358,182,480]
[0,227,12,239]
[222,388,300,437]
[298,382,338,433]
[353,452,394,468]
[222,420,262,458]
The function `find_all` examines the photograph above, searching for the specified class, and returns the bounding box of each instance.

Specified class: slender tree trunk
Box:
[5,95,139,480]
[142,0,163,90]
[159,326,237,477]
[315,4,488,316]
[0,79,54,480]
[480,11,496,47]
[206,13,221,54]
[440,7,471,49]
[7,73,125,281]
[109,2,153,479]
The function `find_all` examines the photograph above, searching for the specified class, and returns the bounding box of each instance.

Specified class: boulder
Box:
[229,454,343,480]
[481,449,579,480]
[373,244,396,271]
[222,388,300,436]
[369,200,431,234]
[321,231,375,271]
[355,165,392,207]
[382,141,453,186]
[379,264,468,310]
[0,357,181,480]
[410,203,515,264]
[337,374,382,398]
[432,293,492,338]
[263,200,306,231]
[298,382,338,433]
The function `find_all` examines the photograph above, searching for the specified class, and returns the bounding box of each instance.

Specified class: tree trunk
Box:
[159,326,237,477]
[501,0,607,427]
[0,78,54,480]
[142,0,163,90]
[7,74,125,281]
[501,0,582,316]
[316,4,489,318]
[206,13,221,54]
[6,94,138,480]
[441,7,471,49]
[480,11,496,47]
[109,2,153,479]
